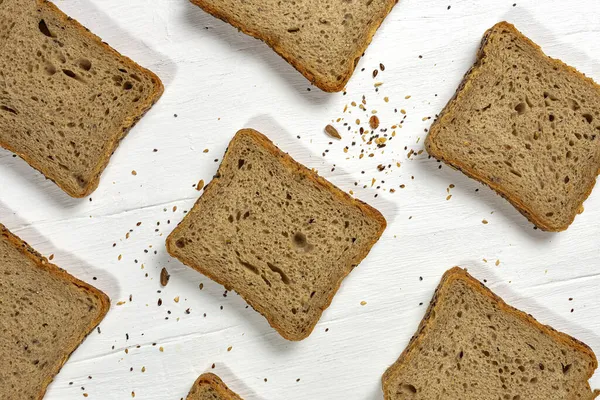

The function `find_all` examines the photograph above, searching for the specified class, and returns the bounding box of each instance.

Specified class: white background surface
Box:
[1,0,600,398]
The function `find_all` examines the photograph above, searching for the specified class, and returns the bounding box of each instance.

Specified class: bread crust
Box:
[382,267,599,399]
[186,373,243,400]
[188,0,398,92]
[0,0,164,198]
[166,128,387,341]
[0,223,110,400]
[425,21,600,232]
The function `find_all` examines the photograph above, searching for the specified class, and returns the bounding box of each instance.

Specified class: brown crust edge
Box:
[0,223,110,400]
[425,21,600,232]
[186,373,243,400]
[0,0,164,198]
[188,0,398,92]
[166,128,387,341]
[381,267,599,399]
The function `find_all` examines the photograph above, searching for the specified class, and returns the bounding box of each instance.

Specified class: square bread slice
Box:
[425,22,600,231]
[189,0,397,92]
[166,129,386,340]
[186,373,243,400]
[0,223,110,400]
[0,0,163,197]
[382,267,600,400]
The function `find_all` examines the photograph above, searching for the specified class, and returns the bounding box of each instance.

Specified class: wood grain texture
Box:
[0,0,599,399]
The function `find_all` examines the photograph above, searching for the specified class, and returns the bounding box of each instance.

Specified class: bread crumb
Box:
[360,301,367,306]
[49,254,54,260]
[325,124,341,139]
[116,301,126,306]
[482,219,488,224]
[227,346,232,352]
[495,259,500,266]
[174,296,180,303]
[160,268,170,287]
[369,115,380,129]
[203,149,209,153]
[159,347,164,352]
[131,170,137,176]
[196,179,205,191]
[446,195,452,201]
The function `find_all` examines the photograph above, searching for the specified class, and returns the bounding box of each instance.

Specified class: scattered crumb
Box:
[160,268,170,286]
[196,179,205,191]
[360,301,367,306]
[482,219,488,224]
[325,124,341,139]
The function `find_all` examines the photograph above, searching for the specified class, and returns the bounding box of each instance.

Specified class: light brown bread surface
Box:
[189,0,397,92]
[186,373,243,400]
[0,223,110,400]
[167,129,386,340]
[382,267,600,400]
[0,0,163,197]
[426,22,600,231]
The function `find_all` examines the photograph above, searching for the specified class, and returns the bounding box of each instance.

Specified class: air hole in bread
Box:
[239,259,259,275]
[0,105,18,115]
[78,59,92,71]
[38,20,55,37]
[287,27,300,33]
[175,238,186,248]
[515,103,526,115]
[123,82,133,90]
[238,159,245,169]
[45,63,56,75]
[583,113,593,124]
[267,262,290,284]
[401,384,417,393]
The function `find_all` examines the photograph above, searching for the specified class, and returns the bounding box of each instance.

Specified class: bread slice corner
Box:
[166,128,386,340]
[186,373,243,400]
[382,266,599,399]
[426,21,600,231]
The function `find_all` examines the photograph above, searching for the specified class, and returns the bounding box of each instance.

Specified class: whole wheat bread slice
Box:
[0,223,110,400]
[382,267,600,400]
[0,0,163,197]
[426,22,600,231]
[188,0,397,92]
[186,373,243,400]
[167,129,386,340]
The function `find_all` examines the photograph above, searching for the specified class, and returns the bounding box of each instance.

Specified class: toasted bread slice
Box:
[426,22,600,231]
[186,373,243,400]
[0,223,110,400]
[0,0,163,197]
[167,129,386,340]
[382,267,599,400]
[188,0,397,92]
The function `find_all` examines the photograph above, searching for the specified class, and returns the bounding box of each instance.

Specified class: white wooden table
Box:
[1,0,599,398]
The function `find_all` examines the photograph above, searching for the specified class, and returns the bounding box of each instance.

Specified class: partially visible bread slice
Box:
[188,0,397,92]
[186,373,243,400]
[167,129,386,340]
[426,22,600,231]
[0,223,110,400]
[0,0,163,197]
[382,267,599,400]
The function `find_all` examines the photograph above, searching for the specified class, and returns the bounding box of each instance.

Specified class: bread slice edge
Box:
[188,0,398,92]
[425,21,600,232]
[166,128,387,340]
[0,222,110,400]
[381,266,599,399]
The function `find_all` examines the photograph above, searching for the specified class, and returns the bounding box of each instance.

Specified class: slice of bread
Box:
[0,0,163,197]
[186,373,243,400]
[425,22,600,231]
[0,223,110,400]
[382,267,600,400]
[189,0,397,92]
[166,129,386,340]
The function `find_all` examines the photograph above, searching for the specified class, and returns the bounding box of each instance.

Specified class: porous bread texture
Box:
[167,129,386,340]
[426,22,600,231]
[0,0,163,197]
[382,267,599,400]
[186,373,243,400]
[0,223,110,400]
[189,0,397,92]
